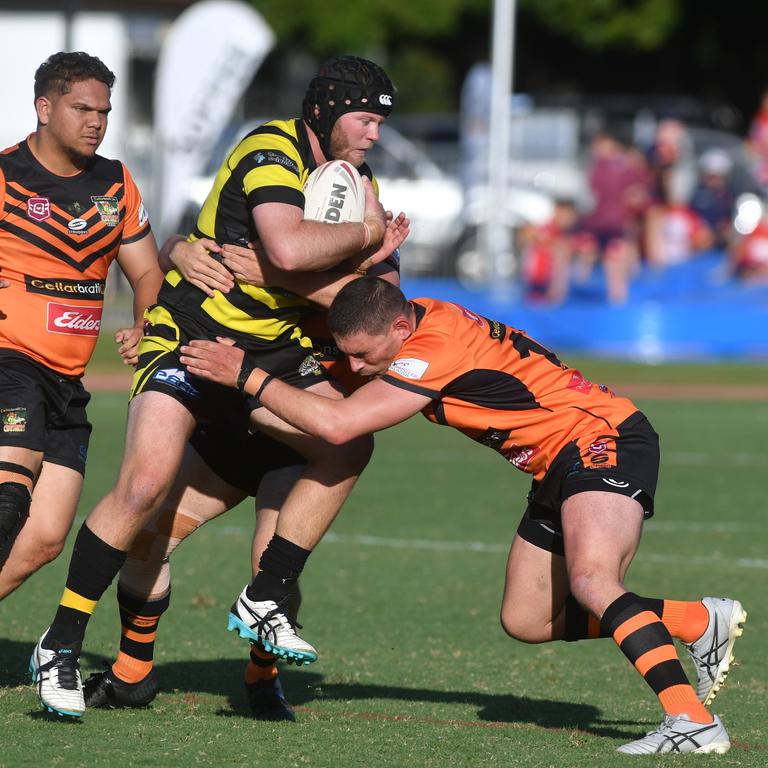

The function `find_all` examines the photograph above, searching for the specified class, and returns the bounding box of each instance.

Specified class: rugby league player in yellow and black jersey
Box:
[31,55,408,718]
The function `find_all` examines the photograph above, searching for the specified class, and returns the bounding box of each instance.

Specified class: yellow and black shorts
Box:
[130,303,331,420]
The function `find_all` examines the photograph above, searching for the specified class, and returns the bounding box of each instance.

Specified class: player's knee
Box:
[0,481,32,564]
[500,607,544,643]
[25,535,66,571]
[566,566,604,614]
[115,469,173,519]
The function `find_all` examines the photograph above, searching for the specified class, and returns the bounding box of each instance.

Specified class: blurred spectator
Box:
[646,118,695,205]
[644,181,713,268]
[727,213,768,282]
[519,199,577,303]
[746,89,768,189]
[572,133,649,304]
[689,149,736,249]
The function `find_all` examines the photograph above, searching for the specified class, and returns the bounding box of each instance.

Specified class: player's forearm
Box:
[157,234,186,274]
[272,270,360,308]
[266,219,378,272]
[244,370,356,444]
[130,268,164,325]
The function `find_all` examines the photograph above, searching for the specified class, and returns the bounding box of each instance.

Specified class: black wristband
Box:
[236,355,256,392]
[252,374,275,403]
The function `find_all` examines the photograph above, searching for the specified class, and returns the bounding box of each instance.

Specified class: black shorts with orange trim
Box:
[517,410,659,555]
[0,349,92,476]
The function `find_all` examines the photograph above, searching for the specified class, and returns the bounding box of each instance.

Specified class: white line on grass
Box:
[214,526,768,569]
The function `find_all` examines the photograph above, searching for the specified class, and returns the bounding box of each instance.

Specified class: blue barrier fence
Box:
[401,252,768,362]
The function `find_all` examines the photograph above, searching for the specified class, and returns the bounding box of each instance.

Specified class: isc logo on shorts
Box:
[154,367,201,398]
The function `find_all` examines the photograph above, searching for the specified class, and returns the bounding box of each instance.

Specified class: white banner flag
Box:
[153,0,274,241]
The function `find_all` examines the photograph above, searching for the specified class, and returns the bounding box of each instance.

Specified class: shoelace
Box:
[252,594,299,643]
[52,653,81,691]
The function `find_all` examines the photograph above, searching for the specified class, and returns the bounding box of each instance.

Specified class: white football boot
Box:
[227,586,318,665]
[685,597,747,705]
[618,713,730,755]
[29,630,85,717]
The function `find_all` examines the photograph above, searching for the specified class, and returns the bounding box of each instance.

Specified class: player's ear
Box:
[392,314,412,341]
[35,96,51,126]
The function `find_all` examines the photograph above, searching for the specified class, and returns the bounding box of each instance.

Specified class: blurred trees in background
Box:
[247,0,768,128]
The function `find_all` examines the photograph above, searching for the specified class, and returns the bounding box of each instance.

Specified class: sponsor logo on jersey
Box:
[253,151,299,173]
[388,357,429,380]
[567,370,593,394]
[46,303,102,336]
[91,195,119,226]
[1,407,27,433]
[67,217,88,233]
[453,303,485,328]
[26,276,106,301]
[27,197,51,221]
[488,319,506,342]
[602,477,630,489]
[504,443,541,470]
[476,427,510,449]
[379,94,393,106]
[588,440,608,454]
[153,367,201,398]
[299,355,323,377]
[138,201,149,227]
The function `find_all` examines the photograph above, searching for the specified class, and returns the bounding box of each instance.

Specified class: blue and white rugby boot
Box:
[686,597,747,705]
[30,629,85,717]
[227,586,317,665]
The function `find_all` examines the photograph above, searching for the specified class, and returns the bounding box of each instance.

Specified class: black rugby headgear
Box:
[302,55,395,160]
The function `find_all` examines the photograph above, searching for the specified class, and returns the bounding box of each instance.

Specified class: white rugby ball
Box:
[303,160,365,223]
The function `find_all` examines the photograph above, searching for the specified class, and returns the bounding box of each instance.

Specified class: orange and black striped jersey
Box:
[0,137,150,377]
[159,118,378,352]
[381,298,639,481]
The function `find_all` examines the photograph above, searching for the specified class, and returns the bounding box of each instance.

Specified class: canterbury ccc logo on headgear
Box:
[379,94,393,106]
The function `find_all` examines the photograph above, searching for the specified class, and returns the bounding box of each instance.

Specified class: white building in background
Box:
[0,1,192,210]
[0,1,278,240]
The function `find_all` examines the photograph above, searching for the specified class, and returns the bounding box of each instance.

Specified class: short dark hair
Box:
[328,277,409,338]
[34,52,115,100]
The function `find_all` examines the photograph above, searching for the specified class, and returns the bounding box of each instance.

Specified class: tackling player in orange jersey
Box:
[181,276,747,755]
[0,52,163,599]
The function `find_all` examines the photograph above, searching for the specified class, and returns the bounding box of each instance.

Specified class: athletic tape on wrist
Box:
[236,355,256,392]
[253,374,275,404]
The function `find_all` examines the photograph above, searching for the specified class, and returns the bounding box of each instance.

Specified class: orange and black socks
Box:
[45,523,126,648]
[601,592,711,723]
[245,643,279,683]
[563,594,709,644]
[111,586,170,684]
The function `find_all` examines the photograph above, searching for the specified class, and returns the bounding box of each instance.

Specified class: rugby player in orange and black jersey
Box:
[0,51,162,596]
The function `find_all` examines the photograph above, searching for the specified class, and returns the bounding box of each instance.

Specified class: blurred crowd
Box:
[520,109,768,305]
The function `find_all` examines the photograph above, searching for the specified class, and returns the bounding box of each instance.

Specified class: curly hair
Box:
[34,51,115,100]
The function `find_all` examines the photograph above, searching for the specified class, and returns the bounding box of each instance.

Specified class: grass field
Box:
[0,360,766,767]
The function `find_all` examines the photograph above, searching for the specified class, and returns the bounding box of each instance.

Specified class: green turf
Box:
[0,390,765,767]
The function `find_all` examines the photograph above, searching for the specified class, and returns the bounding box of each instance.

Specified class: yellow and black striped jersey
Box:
[158,118,375,352]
